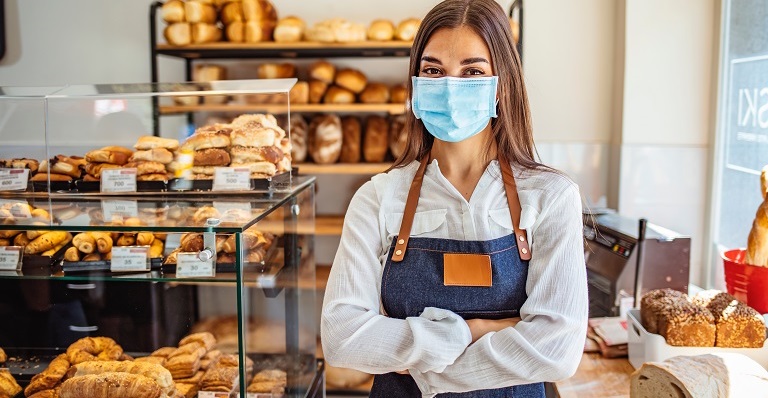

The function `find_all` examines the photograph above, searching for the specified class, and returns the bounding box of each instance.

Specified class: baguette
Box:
[0,230,20,239]
[42,234,71,256]
[25,231,69,255]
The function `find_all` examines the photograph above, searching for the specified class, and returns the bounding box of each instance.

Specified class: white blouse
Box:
[320,159,588,397]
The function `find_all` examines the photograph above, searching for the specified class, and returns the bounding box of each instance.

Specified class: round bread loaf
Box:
[323,86,355,104]
[309,114,342,164]
[359,83,390,104]
[368,19,395,41]
[309,80,329,104]
[274,16,305,42]
[193,148,231,167]
[309,61,336,84]
[395,18,421,41]
[335,69,368,94]
[390,84,408,104]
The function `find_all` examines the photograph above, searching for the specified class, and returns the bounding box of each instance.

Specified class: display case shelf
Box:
[155,41,413,60]
[159,103,406,115]
[296,163,392,175]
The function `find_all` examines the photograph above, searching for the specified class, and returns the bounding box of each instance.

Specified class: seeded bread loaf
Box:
[692,290,766,348]
[640,288,686,334]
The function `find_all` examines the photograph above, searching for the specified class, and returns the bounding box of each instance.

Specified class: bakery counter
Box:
[554,353,633,398]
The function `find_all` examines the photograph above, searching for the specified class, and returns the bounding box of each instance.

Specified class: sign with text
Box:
[176,253,215,278]
[0,169,29,191]
[102,200,139,220]
[726,55,768,175]
[212,167,250,191]
[101,168,137,193]
[110,246,150,272]
[0,246,23,271]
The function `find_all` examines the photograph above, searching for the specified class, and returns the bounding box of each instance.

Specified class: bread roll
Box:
[220,1,244,25]
[335,68,367,94]
[185,1,217,23]
[123,161,167,176]
[364,116,389,163]
[193,65,227,104]
[308,80,328,104]
[333,20,366,43]
[242,0,277,41]
[309,115,342,164]
[230,146,283,164]
[274,16,305,42]
[85,147,133,165]
[390,84,408,104]
[389,114,407,159]
[305,19,336,43]
[308,60,335,84]
[180,131,231,151]
[396,18,421,41]
[130,148,174,165]
[134,136,180,151]
[323,86,355,104]
[257,63,297,79]
[230,128,277,148]
[194,148,231,167]
[340,117,362,163]
[226,21,245,42]
[367,19,395,41]
[289,114,308,163]
[191,23,222,44]
[161,0,185,23]
[165,23,191,46]
[359,82,390,104]
[289,81,309,104]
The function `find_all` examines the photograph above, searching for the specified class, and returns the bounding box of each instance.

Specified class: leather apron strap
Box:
[391,153,531,262]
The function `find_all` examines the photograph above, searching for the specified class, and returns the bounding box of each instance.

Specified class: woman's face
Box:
[419,26,494,78]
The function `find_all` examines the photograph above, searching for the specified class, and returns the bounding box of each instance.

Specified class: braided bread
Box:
[59,372,163,398]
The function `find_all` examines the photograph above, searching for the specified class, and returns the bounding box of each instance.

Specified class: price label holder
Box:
[110,246,150,273]
[0,246,23,271]
[176,253,215,278]
[101,200,139,220]
[0,168,29,191]
[101,168,137,193]
[198,392,230,398]
[212,167,250,191]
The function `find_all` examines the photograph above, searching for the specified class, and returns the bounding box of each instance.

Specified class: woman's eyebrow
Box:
[421,56,442,64]
[461,57,490,65]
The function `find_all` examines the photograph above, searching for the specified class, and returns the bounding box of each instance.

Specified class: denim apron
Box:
[370,155,545,398]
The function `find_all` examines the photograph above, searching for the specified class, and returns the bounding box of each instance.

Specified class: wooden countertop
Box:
[554,353,635,398]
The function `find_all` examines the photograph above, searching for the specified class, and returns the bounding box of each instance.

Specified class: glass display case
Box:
[0,81,321,398]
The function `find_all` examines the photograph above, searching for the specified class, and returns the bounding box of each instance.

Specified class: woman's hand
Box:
[465,317,521,343]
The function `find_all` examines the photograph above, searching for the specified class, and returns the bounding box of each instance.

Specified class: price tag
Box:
[212,167,250,191]
[198,392,230,398]
[0,246,23,271]
[0,168,29,191]
[176,253,215,278]
[101,168,137,193]
[110,246,150,272]
[102,200,139,220]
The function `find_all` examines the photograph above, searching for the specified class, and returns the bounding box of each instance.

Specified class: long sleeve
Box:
[321,180,472,375]
[408,182,589,395]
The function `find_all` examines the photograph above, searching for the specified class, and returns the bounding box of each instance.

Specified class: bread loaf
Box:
[692,290,766,348]
[309,115,342,164]
[360,82,390,104]
[165,23,191,46]
[274,16,305,42]
[191,23,222,44]
[630,353,768,398]
[364,116,389,163]
[290,114,308,163]
[241,0,277,41]
[161,0,185,23]
[640,288,686,334]
[746,165,768,266]
[368,19,395,41]
[323,85,355,104]
[396,18,421,41]
[308,80,328,104]
[257,63,297,79]
[340,116,362,163]
[657,301,716,347]
[390,84,408,104]
[309,61,336,84]
[59,372,164,398]
[389,114,408,159]
[335,68,367,94]
[290,81,309,104]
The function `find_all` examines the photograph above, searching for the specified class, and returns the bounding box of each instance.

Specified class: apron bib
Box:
[371,154,545,398]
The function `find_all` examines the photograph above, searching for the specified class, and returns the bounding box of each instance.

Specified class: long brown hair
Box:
[391,0,543,171]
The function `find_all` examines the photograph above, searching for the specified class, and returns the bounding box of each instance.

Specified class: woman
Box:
[321,0,588,396]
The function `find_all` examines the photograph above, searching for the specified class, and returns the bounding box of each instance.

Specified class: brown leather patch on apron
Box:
[443,253,492,287]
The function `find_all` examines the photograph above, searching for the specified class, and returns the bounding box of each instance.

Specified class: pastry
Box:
[161,0,185,23]
[289,81,309,105]
[24,354,70,397]
[151,347,177,358]
[257,63,297,79]
[72,233,95,254]
[389,114,408,159]
[137,173,169,181]
[395,18,421,41]
[390,84,408,104]
[335,68,367,93]
[173,371,204,385]
[309,114,342,164]
[340,116,362,163]
[368,19,395,41]
[364,116,389,162]
[168,343,206,360]
[193,148,231,167]
[289,114,308,163]
[191,23,222,44]
[359,82,390,104]
[68,360,174,395]
[222,230,269,253]
[323,86,355,104]
[58,372,164,398]
[179,332,217,351]
[85,146,133,165]
[165,23,192,46]
[66,336,124,365]
[308,80,328,104]
[123,161,167,176]
[0,369,21,397]
[135,356,166,366]
[30,173,73,182]
[129,148,174,164]
[165,355,202,380]
[39,155,84,178]
[230,146,283,164]
[308,61,335,84]
[175,382,199,398]
[180,131,231,152]
[200,366,239,392]
[84,162,122,178]
[0,158,39,173]
[274,16,305,42]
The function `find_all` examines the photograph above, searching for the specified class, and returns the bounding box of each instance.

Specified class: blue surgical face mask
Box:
[411,76,499,143]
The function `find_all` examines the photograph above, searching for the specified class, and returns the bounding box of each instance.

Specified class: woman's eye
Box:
[421,67,442,75]
[465,68,485,76]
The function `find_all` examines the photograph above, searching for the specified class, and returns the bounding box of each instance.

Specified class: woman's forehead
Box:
[422,26,491,63]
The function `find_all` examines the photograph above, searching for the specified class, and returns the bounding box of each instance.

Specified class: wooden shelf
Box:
[156,41,412,59]
[159,103,406,115]
[296,163,392,175]
[316,215,344,236]
[316,265,331,291]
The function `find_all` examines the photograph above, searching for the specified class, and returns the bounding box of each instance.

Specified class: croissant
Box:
[24,354,70,396]
[0,347,5,362]
[66,337,123,364]
[178,332,217,351]
[69,360,174,395]
[59,372,164,398]
[28,389,60,398]
[0,369,21,397]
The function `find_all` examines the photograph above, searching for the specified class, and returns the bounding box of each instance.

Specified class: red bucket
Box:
[723,249,768,314]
